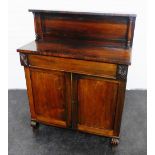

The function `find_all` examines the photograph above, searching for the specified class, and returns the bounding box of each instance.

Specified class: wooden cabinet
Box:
[17,10,136,145]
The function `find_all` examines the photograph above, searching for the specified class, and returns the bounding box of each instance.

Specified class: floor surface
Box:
[8,90,147,155]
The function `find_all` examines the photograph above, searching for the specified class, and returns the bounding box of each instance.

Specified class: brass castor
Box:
[31,120,39,129]
[111,138,119,145]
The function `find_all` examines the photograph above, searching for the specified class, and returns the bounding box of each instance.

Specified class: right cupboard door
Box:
[72,74,124,137]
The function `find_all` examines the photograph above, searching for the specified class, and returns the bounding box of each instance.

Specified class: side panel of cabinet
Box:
[72,74,125,137]
[24,67,71,128]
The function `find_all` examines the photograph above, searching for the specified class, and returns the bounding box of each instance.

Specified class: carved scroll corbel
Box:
[117,64,128,80]
[20,53,29,67]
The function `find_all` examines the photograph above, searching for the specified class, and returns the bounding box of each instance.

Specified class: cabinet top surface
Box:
[17,40,131,65]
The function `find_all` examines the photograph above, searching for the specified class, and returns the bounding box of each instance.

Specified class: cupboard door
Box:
[28,68,71,128]
[72,74,120,137]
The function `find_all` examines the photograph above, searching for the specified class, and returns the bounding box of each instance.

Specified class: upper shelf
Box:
[29,9,136,49]
[29,9,136,18]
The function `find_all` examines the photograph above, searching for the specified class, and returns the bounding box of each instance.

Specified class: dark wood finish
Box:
[76,75,119,136]
[17,10,136,145]
[29,9,136,49]
[24,67,36,120]
[72,74,124,137]
[113,81,126,135]
[17,40,132,65]
[29,68,71,128]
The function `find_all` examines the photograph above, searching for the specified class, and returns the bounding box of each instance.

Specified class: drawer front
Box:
[28,54,117,78]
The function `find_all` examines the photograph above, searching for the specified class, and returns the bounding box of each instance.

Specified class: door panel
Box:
[73,75,119,136]
[30,68,71,128]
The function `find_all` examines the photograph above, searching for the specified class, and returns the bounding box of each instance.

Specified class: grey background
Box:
[8,90,147,155]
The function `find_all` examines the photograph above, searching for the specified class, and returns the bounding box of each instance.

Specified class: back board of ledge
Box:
[29,9,136,49]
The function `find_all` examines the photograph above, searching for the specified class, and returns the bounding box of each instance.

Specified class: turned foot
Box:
[111,138,119,145]
[31,120,39,129]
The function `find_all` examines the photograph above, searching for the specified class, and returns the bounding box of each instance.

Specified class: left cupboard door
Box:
[24,67,71,128]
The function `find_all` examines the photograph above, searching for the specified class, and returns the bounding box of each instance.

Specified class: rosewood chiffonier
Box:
[17,10,136,145]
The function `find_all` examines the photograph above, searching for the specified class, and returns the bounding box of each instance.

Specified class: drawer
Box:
[28,54,117,78]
